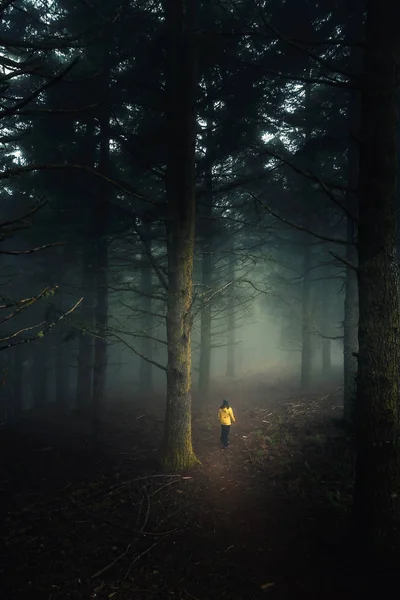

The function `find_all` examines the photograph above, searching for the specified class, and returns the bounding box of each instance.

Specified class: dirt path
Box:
[178,385,356,599]
[0,379,360,599]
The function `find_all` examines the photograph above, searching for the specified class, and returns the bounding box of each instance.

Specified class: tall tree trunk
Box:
[198,239,212,400]
[55,332,68,412]
[32,337,49,410]
[343,6,361,427]
[343,214,358,424]
[0,351,11,422]
[162,0,198,471]
[76,120,96,412]
[77,251,95,410]
[92,43,111,424]
[301,241,313,390]
[198,95,214,403]
[139,249,153,392]
[226,247,236,378]
[300,81,314,391]
[198,160,213,401]
[11,344,23,419]
[353,0,400,568]
[321,277,332,379]
[321,337,331,379]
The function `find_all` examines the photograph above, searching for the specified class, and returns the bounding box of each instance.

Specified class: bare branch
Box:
[111,333,167,372]
[0,163,155,205]
[251,193,349,245]
[0,297,83,351]
[107,285,166,302]
[0,241,64,255]
[119,301,166,320]
[251,143,355,196]
[0,200,47,230]
[0,319,46,343]
[238,62,353,89]
[256,6,355,80]
[0,58,80,119]
[205,29,361,48]
[0,286,57,323]
[210,340,242,349]
[329,250,358,271]
[80,0,122,24]
[108,326,167,346]
[16,103,100,115]
[134,226,168,291]
[311,318,344,341]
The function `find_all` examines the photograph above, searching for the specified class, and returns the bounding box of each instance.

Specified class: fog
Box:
[3,0,398,597]
[0,232,345,417]
[106,295,344,397]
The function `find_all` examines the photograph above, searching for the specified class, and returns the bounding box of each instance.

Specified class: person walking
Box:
[218,399,235,449]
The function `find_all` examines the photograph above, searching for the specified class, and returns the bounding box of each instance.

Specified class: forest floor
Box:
[0,372,371,599]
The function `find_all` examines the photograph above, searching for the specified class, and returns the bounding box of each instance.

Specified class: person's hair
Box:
[220,399,230,409]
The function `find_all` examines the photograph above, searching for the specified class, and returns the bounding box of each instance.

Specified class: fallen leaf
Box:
[261,582,275,590]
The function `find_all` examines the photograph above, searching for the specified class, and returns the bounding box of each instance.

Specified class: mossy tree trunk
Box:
[198,232,212,401]
[162,0,198,471]
[353,0,400,567]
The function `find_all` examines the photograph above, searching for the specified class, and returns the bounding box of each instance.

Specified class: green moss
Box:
[162,447,200,471]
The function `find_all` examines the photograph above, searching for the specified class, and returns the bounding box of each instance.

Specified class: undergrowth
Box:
[243,402,353,512]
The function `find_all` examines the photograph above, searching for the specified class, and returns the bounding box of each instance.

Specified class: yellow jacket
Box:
[218,406,235,426]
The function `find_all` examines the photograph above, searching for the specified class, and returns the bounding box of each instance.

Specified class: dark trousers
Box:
[220,425,230,448]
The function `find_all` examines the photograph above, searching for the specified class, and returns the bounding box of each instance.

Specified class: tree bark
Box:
[32,337,49,409]
[322,339,331,379]
[11,344,23,420]
[226,247,236,378]
[343,212,358,424]
[92,42,111,424]
[198,237,212,400]
[301,241,313,390]
[139,247,153,392]
[343,6,361,427]
[321,277,332,379]
[92,236,108,418]
[162,0,198,471]
[55,332,68,412]
[77,251,95,410]
[300,81,314,391]
[353,0,400,568]
[198,94,215,404]
[76,118,97,412]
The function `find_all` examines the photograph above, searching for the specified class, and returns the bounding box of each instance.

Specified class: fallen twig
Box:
[91,543,131,579]
[124,541,158,579]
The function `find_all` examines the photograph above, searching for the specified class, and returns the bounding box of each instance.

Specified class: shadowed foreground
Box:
[1,376,368,598]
